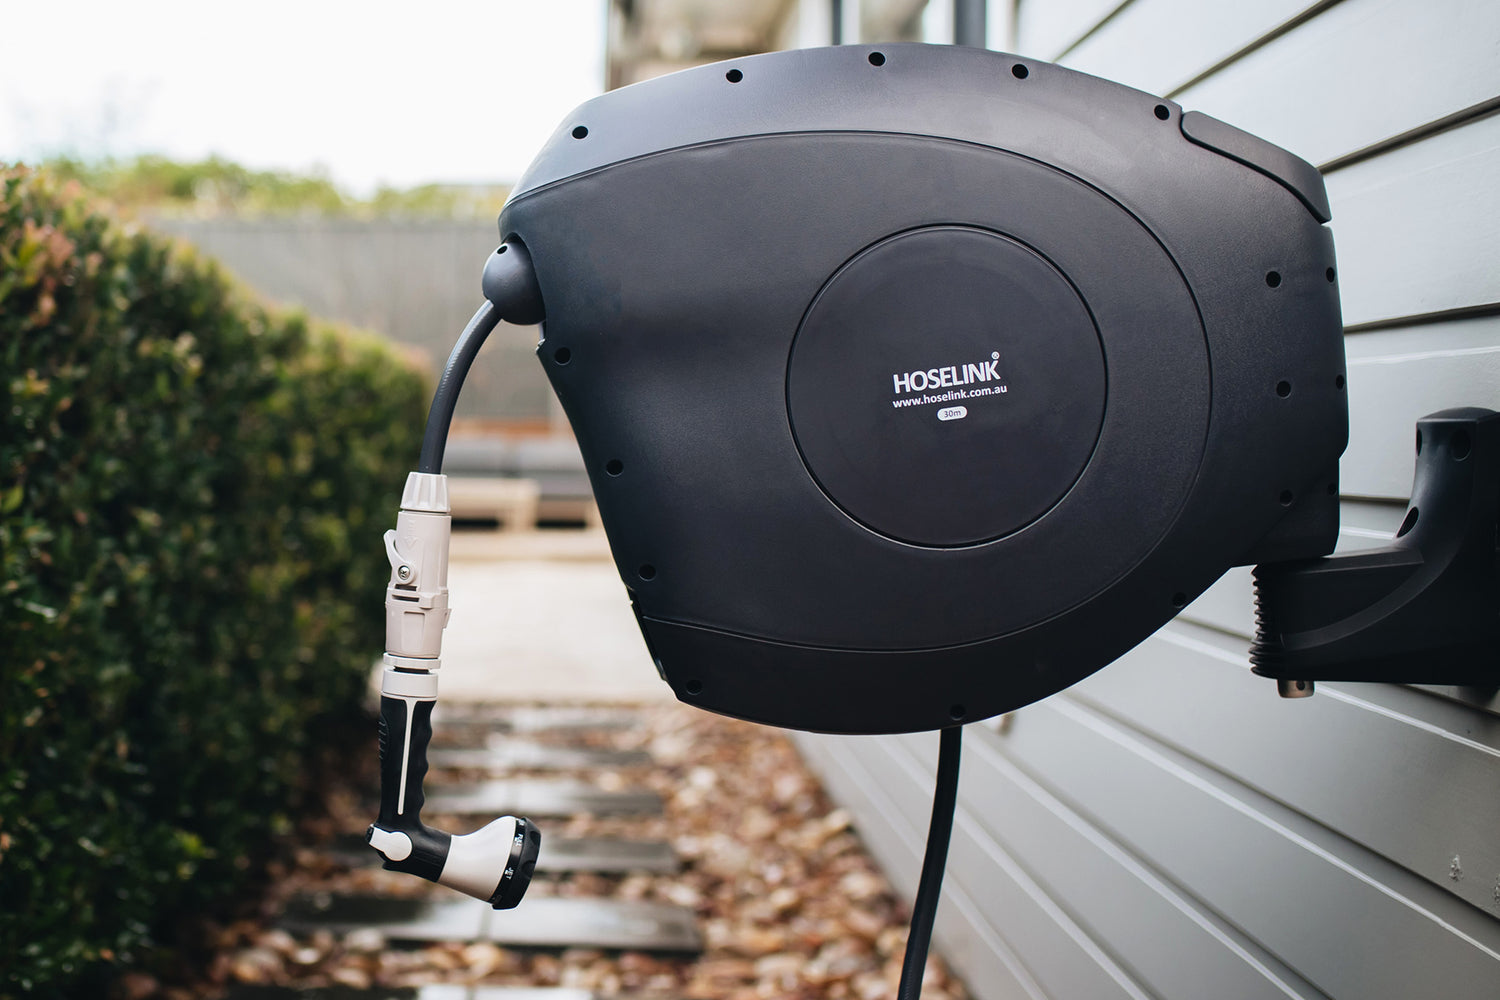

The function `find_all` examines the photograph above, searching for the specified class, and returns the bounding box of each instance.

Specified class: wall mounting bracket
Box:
[1252,408,1500,698]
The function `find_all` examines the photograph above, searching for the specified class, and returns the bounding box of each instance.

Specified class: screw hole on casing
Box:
[553,347,572,365]
[1451,429,1473,460]
[949,704,966,721]
[1171,592,1188,609]
[1295,680,1308,692]
[1266,270,1282,288]
[1335,374,1345,389]
[571,125,588,139]
[1279,490,1295,507]
[868,51,885,66]
[1276,380,1292,398]
[1154,104,1170,120]
[685,679,703,695]
[496,244,508,254]
[605,459,623,477]
[1326,267,1336,282]
[638,564,657,581]
[1012,63,1029,79]
[1396,507,1420,537]
[726,68,743,82]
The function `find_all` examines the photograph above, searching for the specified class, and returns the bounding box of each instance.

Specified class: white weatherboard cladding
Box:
[1058,0,1314,98]
[1327,117,1500,328]
[1342,315,1500,498]
[795,0,1500,997]
[799,658,1500,998]
[1172,0,1500,166]
[1076,627,1500,916]
[1013,0,1123,60]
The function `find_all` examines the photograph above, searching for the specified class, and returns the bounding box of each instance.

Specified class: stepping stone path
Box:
[430,705,644,738]
[428,742,654,770]
[537,836,679,875]
[227,988,600,999]
[422,780,663,819]
[268,704,697,998]
[282,896,700,953]
[202,701,974,1000]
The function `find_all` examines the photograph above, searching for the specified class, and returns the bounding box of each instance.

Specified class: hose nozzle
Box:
[368,471,541,908]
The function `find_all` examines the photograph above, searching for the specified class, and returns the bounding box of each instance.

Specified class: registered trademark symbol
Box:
[991,351,1000,359]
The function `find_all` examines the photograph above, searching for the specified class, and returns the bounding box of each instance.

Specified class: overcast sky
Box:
[0,0,607,193]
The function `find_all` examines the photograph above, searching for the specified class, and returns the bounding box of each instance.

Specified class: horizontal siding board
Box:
[1181,499,1406,637]
[798,735,1057,1000]
[1336,678,1500,726]
[1171,0,1500,167]
[895,732,1330,999]
[1059,0,1313,98]
[1326,115,1500,327]
[868,736,1156,1000]
[1341,314,1500,497]
[993,696,1500,998]
[1014,0,1127,61]
[1411,685,1500,719]
[1069,624,1500,915]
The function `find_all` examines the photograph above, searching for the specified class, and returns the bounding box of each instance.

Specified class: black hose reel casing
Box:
[500,44,1348,735]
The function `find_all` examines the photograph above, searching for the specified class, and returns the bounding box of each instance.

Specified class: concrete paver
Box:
[536,837,680,874]
[434,530,671,705]
[428,744,653,770]
[423,779,663,818]
[226,988,604,999]
[280,895,700,953]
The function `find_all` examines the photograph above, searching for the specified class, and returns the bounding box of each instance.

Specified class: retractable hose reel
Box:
[366,42,1498,996]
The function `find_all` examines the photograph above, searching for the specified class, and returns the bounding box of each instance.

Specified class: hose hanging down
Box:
[898,725,963,1000]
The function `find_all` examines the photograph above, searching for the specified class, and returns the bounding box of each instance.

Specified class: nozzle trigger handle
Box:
[367,693,540,908]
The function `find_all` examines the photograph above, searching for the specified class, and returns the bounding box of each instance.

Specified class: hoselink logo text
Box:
[891,355,1003,394]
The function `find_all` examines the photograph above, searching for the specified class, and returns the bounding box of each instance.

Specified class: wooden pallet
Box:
[445,477,540,532]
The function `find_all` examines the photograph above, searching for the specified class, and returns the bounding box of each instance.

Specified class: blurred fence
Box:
[153,218,555,425]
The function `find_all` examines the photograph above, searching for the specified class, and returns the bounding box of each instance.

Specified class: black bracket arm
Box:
[1251,408,1500,697]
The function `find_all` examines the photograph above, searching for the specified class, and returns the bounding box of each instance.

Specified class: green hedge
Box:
[0,167,428,995]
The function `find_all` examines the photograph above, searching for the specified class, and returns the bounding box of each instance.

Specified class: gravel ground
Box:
[124,703,971,1000]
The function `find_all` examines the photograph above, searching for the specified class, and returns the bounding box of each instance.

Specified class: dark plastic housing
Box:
[500,44,1348,734]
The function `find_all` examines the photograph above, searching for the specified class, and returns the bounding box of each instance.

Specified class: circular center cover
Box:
[788,227,1106,547]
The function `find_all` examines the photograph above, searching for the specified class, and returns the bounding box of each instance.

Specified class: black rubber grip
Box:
[371,694,450,881]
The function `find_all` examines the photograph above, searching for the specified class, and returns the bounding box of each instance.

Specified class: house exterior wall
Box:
[792,1,1500,997]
